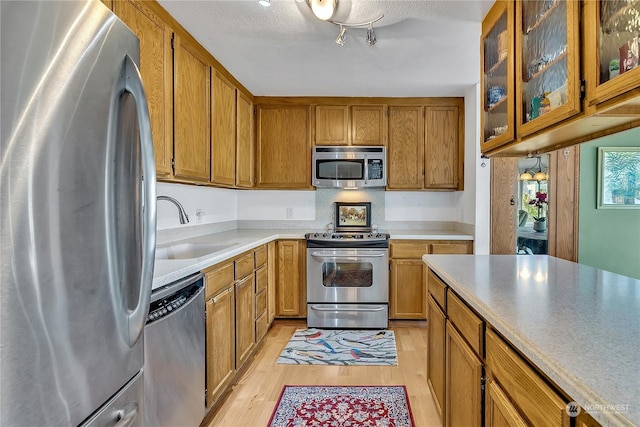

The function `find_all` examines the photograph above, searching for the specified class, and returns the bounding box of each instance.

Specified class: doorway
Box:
[490,146,579,260]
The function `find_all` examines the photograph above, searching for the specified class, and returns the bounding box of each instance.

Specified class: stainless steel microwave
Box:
[312,146,386,188]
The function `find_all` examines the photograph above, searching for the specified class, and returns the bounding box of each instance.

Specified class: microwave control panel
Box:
[367,159,384,179]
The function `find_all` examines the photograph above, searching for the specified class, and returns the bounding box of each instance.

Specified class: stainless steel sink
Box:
[155,242,236,260]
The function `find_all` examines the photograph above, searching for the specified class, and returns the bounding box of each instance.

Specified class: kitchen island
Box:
[422,254,639,427]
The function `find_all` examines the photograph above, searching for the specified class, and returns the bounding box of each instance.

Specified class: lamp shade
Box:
[533,171,547,181]
[519,171,533,181]
[309,0,337,20]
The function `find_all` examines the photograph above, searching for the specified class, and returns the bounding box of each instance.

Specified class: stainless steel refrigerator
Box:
[0,1,156,426]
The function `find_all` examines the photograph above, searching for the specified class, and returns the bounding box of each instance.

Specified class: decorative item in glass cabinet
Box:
[599,0,640,84]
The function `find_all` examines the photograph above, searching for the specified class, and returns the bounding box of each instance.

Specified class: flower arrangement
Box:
[529,191,548,222]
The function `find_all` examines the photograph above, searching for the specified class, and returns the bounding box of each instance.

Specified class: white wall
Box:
[236,190,316,220]
[156,182,237,230]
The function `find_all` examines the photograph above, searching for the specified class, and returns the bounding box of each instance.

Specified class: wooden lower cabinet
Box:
[203,243,275,410]
[267,242,277,323]
[445,323,483,427]
[390,259,426,319]
[276,239,306,317]
[390,240,472,319]
[427,296,446,422]
[486,329,570,427]
[205,277,235,408]
[235,274,255,368]
[485,380,528,427]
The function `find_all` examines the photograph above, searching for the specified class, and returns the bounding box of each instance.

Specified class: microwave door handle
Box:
[364,156,368,184]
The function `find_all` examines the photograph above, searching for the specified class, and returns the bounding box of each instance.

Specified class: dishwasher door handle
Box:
[310,305,386,312]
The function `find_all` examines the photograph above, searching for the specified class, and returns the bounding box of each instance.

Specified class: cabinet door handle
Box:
[212,287,233,303]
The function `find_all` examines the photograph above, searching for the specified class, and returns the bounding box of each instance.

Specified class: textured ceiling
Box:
[157,0,495,97]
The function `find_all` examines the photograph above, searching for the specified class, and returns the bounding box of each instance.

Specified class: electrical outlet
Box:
[286,207,294,219]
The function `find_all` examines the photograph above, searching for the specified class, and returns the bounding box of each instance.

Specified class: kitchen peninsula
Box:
[422,254,639,427]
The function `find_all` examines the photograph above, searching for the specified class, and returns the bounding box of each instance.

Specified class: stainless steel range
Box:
[305,229,390,329]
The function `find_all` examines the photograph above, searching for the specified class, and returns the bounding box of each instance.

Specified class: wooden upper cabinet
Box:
[315,105,349,145]
[584,0,640,107]
[480,0,515,152]
[387,106,424,190]
[256,105,312,189]
[515,0,581,139]
[211,71,236,187]
[173,34,211,182]
[114,0,173,177]
[351,105,387,146]
[425,106,462,190]
[236,91,254,188]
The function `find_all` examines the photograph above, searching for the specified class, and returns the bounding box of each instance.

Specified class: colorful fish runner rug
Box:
[267,385,415,427]
[277,328,398,366]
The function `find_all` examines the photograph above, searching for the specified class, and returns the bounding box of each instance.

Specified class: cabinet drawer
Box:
[254,245,267,268]
[235,252,254,280]
[255,265,267,293]
[390,241,428,258]
[486,329,569,427]
[205,262,234,301]
[256,311,268,342]
[447,291,484,356]
[255,288,267,319]
[429,241,472,254]
[427,269,447,310]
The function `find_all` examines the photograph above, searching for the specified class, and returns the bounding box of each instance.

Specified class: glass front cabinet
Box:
[481,1,516,152]
[585,0,640,106]
[515,0,582,138]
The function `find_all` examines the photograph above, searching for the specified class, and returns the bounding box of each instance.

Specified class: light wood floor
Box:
[205,320,443,427]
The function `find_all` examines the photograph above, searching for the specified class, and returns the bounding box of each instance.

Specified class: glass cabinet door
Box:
[516,0,581,138]
[587,0,640,105]
[481,1,515,152]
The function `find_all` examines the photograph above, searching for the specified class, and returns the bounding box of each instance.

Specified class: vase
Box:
[533,220,547,233]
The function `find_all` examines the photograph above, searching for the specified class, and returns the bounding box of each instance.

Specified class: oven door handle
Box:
[310,252,386,258]
[309,305,386,312]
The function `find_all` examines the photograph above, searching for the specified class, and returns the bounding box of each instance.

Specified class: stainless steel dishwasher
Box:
[144,273,205,427]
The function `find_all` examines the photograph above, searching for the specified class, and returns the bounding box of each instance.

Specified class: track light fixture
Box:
[366,24,376,46]
[335,25,347,46]
[307,0,383,47]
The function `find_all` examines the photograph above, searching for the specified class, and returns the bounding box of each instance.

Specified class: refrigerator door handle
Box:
[124,54,156,347]
[113,402,139,427]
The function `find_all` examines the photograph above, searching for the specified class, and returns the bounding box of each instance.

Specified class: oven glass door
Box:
[307,248,388,304]
[322,261,373,288]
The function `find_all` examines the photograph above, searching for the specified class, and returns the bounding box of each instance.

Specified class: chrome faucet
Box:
[157,196,189,224]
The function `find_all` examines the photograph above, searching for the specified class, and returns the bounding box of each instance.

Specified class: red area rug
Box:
[267,385,415,427]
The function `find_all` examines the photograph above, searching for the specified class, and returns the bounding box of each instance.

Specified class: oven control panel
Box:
[305,232,390,249]
[306,232,389,241]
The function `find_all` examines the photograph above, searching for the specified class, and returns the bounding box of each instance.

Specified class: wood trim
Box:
[254,96,464,107]
[490,158,518,254]
[547,145,580,261]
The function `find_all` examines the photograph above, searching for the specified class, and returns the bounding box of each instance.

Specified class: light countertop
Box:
[422,254,640,427]
[153,228,473,289]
